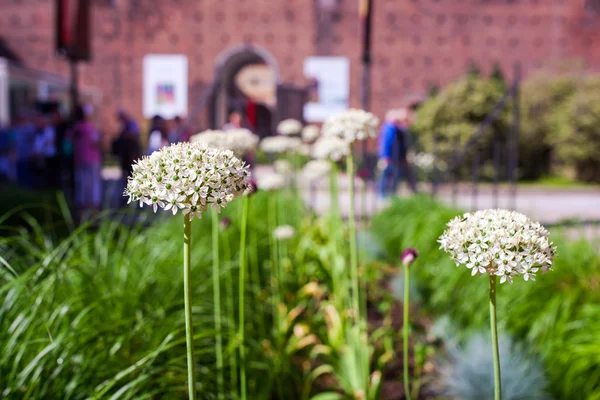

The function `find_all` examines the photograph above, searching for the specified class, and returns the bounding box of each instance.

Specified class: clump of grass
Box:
[371,195,600,399]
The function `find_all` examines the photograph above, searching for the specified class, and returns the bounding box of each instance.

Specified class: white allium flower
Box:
[223,128,259,155]
[274,159,293,175]
[191,129,225,148]
[439,209,556,284]
[191,129,258,156]
[322,109,380,143]
[297,143,312,157]
[312,136,350,162]
[302,159,331,182]
[273,225,296,240]
[301,125,321,143]
[259,136,303,154]
[257,172,286,191]
[277,119,303,136]
[414,152,435,171]
[124,142,250,219]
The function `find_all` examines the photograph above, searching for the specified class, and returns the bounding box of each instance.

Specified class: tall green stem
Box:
[346,152,360,323]
[222,223,237,390]
[361,179,367,228]
[489,275,502,400]
[239,196,249,400]
[268,194,280,318]
[403,265,411,400]
[249,197,265,338]
[212,209,224,400]
[183,217,197,400]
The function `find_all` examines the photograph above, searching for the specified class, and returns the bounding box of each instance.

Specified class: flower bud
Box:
[400,248,419,267]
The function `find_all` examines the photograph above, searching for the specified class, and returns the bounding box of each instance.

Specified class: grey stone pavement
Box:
[103,165,600,226]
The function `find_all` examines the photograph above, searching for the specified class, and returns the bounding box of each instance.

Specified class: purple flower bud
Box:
[245,179,257,196]
[220,217,231,229]
[400,248,419,267]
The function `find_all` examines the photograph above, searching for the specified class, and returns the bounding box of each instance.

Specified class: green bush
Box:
[371,196,600,399]
[412,71,510,179]
[414,69,600,182]
[550,77,600,182]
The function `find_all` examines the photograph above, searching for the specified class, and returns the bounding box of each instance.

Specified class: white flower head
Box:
[274,159,293,175]
[301,125,321,143]
[191,129,258,156]
[302,159,331,182]
[414,152,435,171]
[223,128,259,155]
[257,172,286,191]
[124,142,251,220]
[273,225,296,240]
[259,136,303,154]
[312,136,350,162]
[277,119,303,136]
[191,129,226,148]
[322,109,380,143]
[439,209,556,283]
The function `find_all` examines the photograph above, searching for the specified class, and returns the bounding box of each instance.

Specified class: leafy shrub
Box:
[414,68,600,182]
[371,196,600,399]
[412,71,510,179]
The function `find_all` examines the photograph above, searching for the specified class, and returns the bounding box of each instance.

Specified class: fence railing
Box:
[431,64,521,211]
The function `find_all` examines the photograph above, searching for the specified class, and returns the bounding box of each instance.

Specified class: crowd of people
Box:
[0,102,417,218]
[0,103,192,218]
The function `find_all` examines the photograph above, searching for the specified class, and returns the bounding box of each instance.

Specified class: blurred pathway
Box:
[102,165,600,225]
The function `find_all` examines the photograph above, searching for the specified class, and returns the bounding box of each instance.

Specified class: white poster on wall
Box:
[303,56,349,122]
[143,54,188,119]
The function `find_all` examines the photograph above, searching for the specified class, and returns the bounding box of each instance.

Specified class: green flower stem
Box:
[403,265,411,400]
[211,209,224,400]
[222,222,238,390]
[346,151,360,324]
[248,197,265,338]
[183,217,197,400]
[239,196,249,400]
[490,275,502,400]
[293,154,302,228]
[329,162,340,244]
[268,194,280,318]
[328,162,345,310]
[361,179,367,227]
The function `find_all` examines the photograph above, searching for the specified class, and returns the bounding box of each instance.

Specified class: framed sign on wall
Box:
[303,56,349,123]
[143,54,188,119]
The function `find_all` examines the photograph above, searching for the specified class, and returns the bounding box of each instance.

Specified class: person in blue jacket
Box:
[377,109,409,198]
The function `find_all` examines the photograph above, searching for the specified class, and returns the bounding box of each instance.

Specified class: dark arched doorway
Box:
[209,44,279,137]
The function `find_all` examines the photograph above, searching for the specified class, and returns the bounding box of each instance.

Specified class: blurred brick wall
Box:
[1,0,600,137]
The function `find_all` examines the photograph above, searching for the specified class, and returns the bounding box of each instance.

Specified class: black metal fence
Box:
[431,64,521,211]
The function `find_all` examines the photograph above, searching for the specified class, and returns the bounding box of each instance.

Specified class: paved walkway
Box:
[103,165,600,225]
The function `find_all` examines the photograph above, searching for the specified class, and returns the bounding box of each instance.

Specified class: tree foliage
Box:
[414,69,600,182]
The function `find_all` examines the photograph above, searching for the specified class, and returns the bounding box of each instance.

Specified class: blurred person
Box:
[377,108,411,198]
[223,110,243,131]
[51,104,75,197]
[32,113,57,189]
[0,123,16,182]
[147,115,168,154]
[13,111,36,188]
[69,104,102,214]
[112,109,141,179]
[169,115,191,143]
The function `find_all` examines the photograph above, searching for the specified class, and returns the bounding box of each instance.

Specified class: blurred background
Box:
[1,0,600,221]
[1,1,600,399]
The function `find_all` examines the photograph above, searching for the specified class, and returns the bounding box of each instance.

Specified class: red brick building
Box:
[2,0,600,135]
